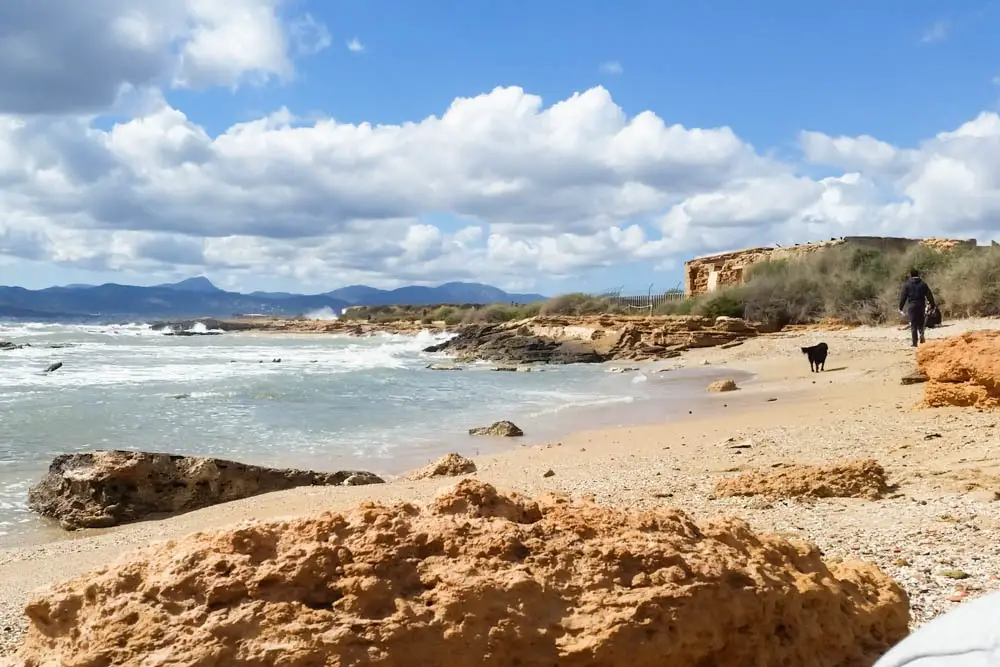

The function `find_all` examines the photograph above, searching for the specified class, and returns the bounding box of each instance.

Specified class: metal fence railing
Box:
[591,288,688,311]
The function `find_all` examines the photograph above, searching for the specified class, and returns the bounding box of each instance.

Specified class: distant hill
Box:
[0,278,547,321]
[328,282,545,306]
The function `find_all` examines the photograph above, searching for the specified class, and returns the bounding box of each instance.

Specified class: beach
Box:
[2,317,1000,657]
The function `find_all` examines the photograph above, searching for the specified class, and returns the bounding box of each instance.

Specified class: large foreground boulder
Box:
[11,479,908,666]
[916,331,1000,409]
[27,451,384,530]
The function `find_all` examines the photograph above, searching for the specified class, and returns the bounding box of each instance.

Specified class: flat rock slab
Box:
[28,450,384,530]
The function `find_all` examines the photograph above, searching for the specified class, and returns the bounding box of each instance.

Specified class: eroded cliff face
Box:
[11,479,909,667]
[916,331,1000,409]
[424,315,760,363]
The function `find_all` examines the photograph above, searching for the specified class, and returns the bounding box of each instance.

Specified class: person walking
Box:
[898,268,936,347]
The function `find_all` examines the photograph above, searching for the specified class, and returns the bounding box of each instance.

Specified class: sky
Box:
[1,1,1000,296]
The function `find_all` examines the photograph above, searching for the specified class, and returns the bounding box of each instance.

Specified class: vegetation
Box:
[681,243,1000,327]
[332,243,1000,327]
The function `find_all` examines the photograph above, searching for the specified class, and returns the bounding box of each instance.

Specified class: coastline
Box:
[2,317,1000,656]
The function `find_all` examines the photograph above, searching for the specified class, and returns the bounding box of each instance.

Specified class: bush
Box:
[539,293,612,316]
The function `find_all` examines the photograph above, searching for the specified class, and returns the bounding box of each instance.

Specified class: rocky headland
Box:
[28,451,384,530]
[7,479,908,667]
[423,315,761,364]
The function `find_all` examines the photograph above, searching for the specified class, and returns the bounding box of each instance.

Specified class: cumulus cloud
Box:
[347,37,365,53]
[0,0,330,114]
[1,2,1000,291]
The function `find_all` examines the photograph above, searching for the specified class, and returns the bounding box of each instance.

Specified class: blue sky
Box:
[1,0,999,296]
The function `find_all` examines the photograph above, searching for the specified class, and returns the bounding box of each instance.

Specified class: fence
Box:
[592,290,688,311]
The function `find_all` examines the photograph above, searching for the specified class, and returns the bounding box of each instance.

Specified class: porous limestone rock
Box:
[10,479,909,667]
[468,420,524,437]
[916,331,1000,409]
[711,459,891,501]
[423,315,760,364]
[406,453,477,480]
[707,378,739,392]
[27,451,384,530]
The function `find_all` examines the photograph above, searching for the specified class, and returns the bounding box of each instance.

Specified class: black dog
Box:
[801,342,828,373]
[926,305,942,329]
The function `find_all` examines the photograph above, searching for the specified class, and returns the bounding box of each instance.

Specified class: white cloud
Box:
[1,3,1000,291]
[0,0,331,114]
[599,61,623,75]
[347,37,365,53]
[921,20,950,44]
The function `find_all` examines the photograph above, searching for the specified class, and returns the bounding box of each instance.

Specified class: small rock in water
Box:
[707,379,739,393]
[468,420,524,437]
[171,394,191,400]
[43,362,63,374]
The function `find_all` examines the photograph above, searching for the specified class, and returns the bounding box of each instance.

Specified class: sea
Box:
[0,321,745,546]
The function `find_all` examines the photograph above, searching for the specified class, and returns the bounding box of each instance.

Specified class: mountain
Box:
[327,282,546,306]
[155,277,223,293]
[0,279,547,321]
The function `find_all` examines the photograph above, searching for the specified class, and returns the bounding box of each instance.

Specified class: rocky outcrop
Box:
[406,453,477,480]
[916,331,1000,409]
[0,341,25,351]
[707,379,739,392]
[27,451,384,530]
[711,459,891,501]
[425,315,759,364]
[9,479,909,667]
[468,421,524,437]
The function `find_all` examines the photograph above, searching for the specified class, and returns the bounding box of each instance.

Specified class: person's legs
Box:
[908,306,925,347]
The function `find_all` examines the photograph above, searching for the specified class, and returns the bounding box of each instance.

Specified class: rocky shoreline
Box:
[149,314,764,364]
[423,315,761,364]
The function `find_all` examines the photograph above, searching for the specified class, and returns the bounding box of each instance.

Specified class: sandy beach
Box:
[2,317,999,657]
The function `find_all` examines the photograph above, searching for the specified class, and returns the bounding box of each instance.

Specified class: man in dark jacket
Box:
[898,269,936,347]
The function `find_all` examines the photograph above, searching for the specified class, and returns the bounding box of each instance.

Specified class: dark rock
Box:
[0,341,26,351]
[27,451,385,530]
[163,330,223,337]
[43,362,63,374]
[901,372,928,385]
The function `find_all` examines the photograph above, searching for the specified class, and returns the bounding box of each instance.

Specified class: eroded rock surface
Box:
[712,459,891,501]
[917,331,1000,409]
[424,315,760,364]
[10,479,909,667]
[27,451,384,530]
[406,453,477,480]
[468,421,524,437]
[707,379,739,392]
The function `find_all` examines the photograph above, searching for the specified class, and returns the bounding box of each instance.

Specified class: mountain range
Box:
[0,278,546,321]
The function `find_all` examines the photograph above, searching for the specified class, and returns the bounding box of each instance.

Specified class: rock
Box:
[164,330,223,337]
[917,331,1000,409]
[27,451,385,530]
[468,420,524,437]
[711,459,891,501]
[426,363,461,371]
[900,372,928,385]
[42,362,62,374]
[490,365,517,372]
[707,379,739,392]
[607,366,639,373]
[0,341,26,351]
[407,453,477,480]
[8,479,909,667]
[542,469,555,478]
[422,315,758,365]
